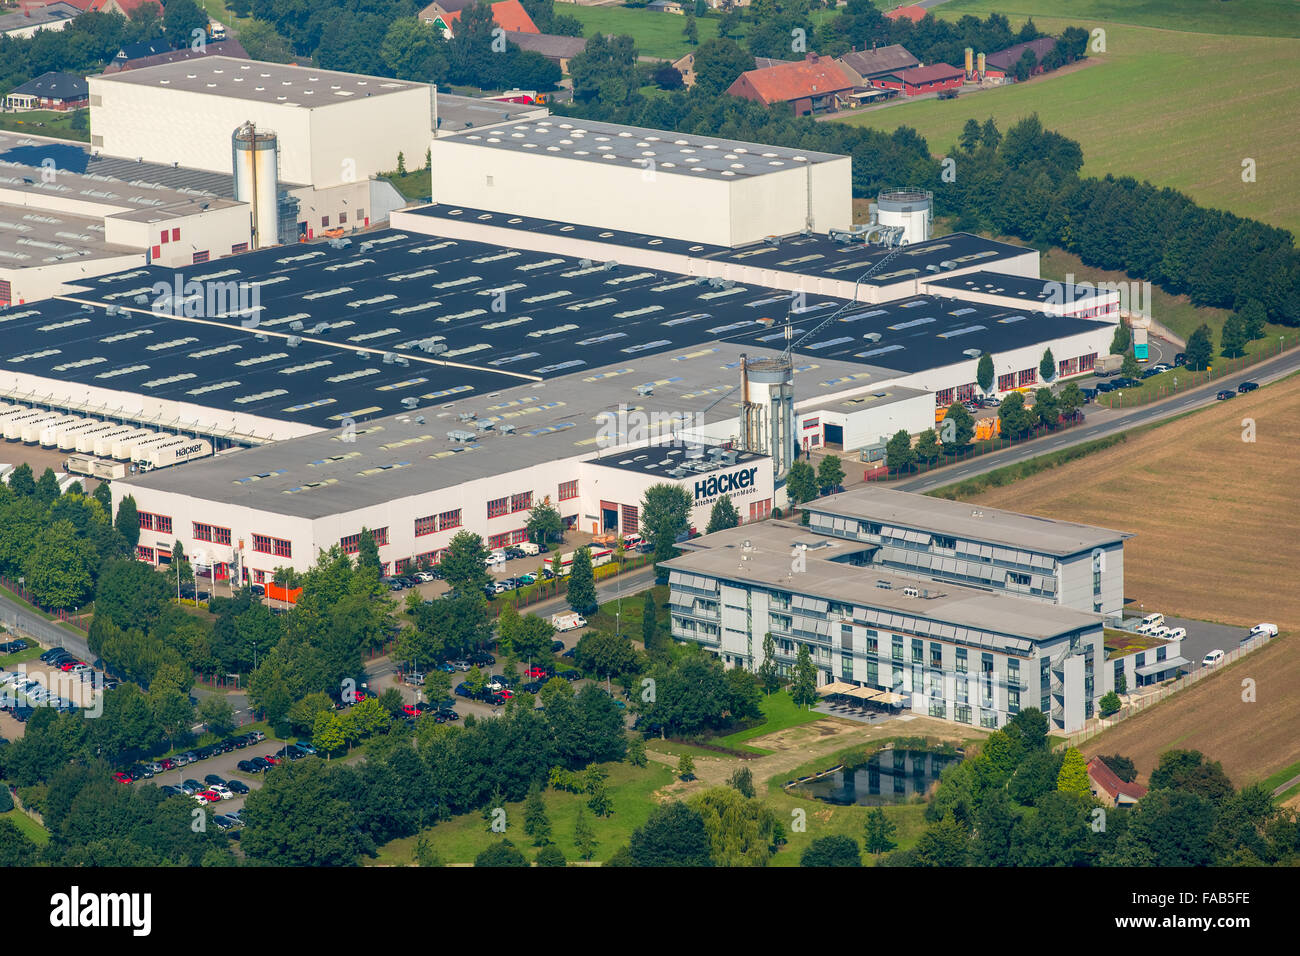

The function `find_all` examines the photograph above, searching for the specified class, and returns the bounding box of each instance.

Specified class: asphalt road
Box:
[895,344,1300,494]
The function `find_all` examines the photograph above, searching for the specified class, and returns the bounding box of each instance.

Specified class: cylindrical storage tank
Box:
[233,122,280,249]
[745,356,795,480]
[877,188,932,245]
[977,51,986,78]
[964,47,973,78]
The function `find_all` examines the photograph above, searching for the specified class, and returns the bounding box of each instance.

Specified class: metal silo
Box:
[741,354,796,480]
[877,188,932,245]
[232,121,280,249]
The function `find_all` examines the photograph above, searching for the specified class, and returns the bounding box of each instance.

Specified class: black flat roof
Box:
[589,444,766,477]
[925,270,1110,303]
[7,229,1101,429]
[406,203,1032,283]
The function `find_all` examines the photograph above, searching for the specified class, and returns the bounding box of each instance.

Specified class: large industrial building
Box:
[0,57,1134,708]
[664,501,1127,733]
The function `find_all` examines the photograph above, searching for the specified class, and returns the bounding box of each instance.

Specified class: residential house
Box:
[725,52,855,116]
[418,0,539,38]
[1087,757,1148,807]
[501,31,587,73]
[4,71,89,111]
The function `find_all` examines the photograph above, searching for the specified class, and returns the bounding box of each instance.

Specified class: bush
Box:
[0,787,12,812]
[1099,691,1122,717]
[536,844,567,867]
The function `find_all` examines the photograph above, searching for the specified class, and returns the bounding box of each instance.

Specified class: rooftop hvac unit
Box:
[420,340,447,354]
[962,348,982,358]
[414,416,425,424]
[104,304,120,316]
[476,421,494,431]
[132,294,148,305]
[458,412,476,422]
[286,335,301,347]
[722,451,737,464]
[720,280,735,289]
[401,397,419,409]
[311,322,330,334]
[446,429,476,442]
[254,333,268,342]
[358,351,372,361]
[863,332,883,342]
[578,259,593,269]
[635,384,654,396]
[925,264,941,272]
[602,261,618,271]
[498,423,515,434]
[395,355,408,366]
[290,320,304,331]
[939,260,956,269]
[382,352,395,364]
[328,238,351,250]
[903,586,920,598]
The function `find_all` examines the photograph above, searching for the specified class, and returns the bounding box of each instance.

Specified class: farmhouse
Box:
[3,71,88,111]
[501,31,587,73]
[725,53,856,116]
[873,63,964,97]
[1087,757,1148,807]
[984,37,1059,79]
[418,0,539,38]
[835,44,919,85]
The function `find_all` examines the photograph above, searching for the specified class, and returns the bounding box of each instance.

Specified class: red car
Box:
[195,789,221,802]
[261,754,280,765]
[525,666,549,680]
[401,705,420,718]
[112,772,132,784]
[60,661,85,672]
[160,758,176,770]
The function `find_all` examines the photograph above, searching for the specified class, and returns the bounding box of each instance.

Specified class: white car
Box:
[209,784,234,800]
[1164,627,1187,641]
[1249,623,1278,638]
[1202,649,1225,667]
[1136,613,1165,634]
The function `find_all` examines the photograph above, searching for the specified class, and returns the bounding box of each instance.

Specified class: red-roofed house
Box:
[88,0,163,16]
[884,4,927,24]
[1087,757,1148,807]
[873,62,963,97]
[418,0,538,38]
[725,53,855,116]
[982,37,1059,80]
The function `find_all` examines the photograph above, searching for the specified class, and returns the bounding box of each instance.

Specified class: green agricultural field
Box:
[565,5,720,60]
[937,0,1299,38]
[837,21,1300,238]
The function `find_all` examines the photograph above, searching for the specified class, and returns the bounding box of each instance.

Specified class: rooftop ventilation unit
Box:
[939,260,956,269]
[578,259,593,269]
[476,420,494,431]
[602,260,618,271]
[446,429,476,442]
[286,335,301,347]
[104,304,121,316]
[635,384,654,396]
[401,397,419,409]
[720,279,735,289]
[722,451,737,465]
[82,303,96,312]
[902,586,920,598]
[419,340,447,354]
[255,333,268,342]
[132,295,148,306]
[876,580,892,590]
[382,352,395,364]
[925,264,941,272]
[415,416,425,424]
[290,320,304,331]
[457,412,476,422]
[962,348,982,358]
[311,322,330,334]
[863,332,883,342]
[498,423,515,434]
[328,237,351,250]
[394,355,408,366]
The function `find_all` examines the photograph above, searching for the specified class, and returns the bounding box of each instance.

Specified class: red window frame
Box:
[273,538,292,558]
[213,526,232,547]
[194,522,212,542]
[997,373,1015,392]
[252,533,273,554]
[510,491,532,513]
[138,512,154,531]
[488,532,509,550]
[415,514,436,537]
[1079,353,1097,372]
[1018,368,1037,387]
[438,509,461,531]
[487,497,508,519]
[137,545,155,562]
[340,532,360,555]
[558,479,578,501]
[172,228,180,242]
[156,515,172,535]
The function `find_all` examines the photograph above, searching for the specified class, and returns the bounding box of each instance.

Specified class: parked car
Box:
[468,652,495,667]
[180,780,203,795]
[112,771,132,784]
[1094,380,1117,393]
[160,785,184,797]
[435,709,460,723]
[1237,381,1259,393]
[1150,363,1172,373]
[1249,623,1279,638]
[1202,649,1225,667]
[550,640,565,654]
[293,741,316,755]
[1216,389,1235,400]
[521,681,543,694]
[226,779,250,795]
[204,774,226,787]
[236,760,260,774]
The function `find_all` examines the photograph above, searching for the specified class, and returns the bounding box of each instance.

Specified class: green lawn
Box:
[370,759,675,865]
[2,808,50,846]
[938,0,1299,37]
[590,583,666,640]
[0,645,44,666]
[711,690,825,752]
[566,5,720,60]
[380,168,432,202]
[838,20,1300,238]
[0,109,89,143]
[1257,759,1300,793]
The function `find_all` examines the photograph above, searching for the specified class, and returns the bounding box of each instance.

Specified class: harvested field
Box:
[962,373,1300,782]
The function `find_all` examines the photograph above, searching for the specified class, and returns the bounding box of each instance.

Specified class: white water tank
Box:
[233,122,280,249]
[741,354,796,480]
[876,188,932,245]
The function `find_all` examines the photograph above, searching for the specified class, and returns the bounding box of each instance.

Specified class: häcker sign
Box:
[694,466,759,505]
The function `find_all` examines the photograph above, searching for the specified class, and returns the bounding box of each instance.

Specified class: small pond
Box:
[791,749,961,806]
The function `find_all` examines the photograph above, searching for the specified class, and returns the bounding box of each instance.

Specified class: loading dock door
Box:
[824,424,844,448]
[600,501,619,534]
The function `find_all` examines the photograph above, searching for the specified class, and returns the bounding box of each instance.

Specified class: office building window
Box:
[487,497,509,519]
[194,522,212,542]
[510,491,532,513]
[1008,690,1021,714]
[955,647,968,673]
[558,479,578,500]
[892,635,903,661]
[438,509,461,531]
[213,526,231,546]
[954,705,972,724]
[998,372,1015,391]
[930,642,942,667]
[911,638,923,664]
[415,515,436,537]
[252,534,273,554]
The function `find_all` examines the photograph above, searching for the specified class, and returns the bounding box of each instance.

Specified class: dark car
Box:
[160,785,184,796]
[1216,389,1235,400]
[236,760,260,773]
[1112,377,1138,389]
[1140,367,1162,379]
[550,640,565,654]
[226,779,250,795]
[1174,352,1187,366]
[1238,381,1258,393]
[434,709,460,723]
[454,682,472,697]
[182,779,204,794]
[557,668,581,682]
[204,774,226,787]
[468,652,495,667]
[250,756,272,771]
[1094,380,1117,393]
[229,736,249,749]
[521,681,544,694]
[561,648,577,659]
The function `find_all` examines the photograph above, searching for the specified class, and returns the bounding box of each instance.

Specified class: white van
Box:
[1201,649,1225,667]
[1164,627,1187,641]
[1249,623,1278,638]
[1136,613,1165,634]
[518,541,540,557]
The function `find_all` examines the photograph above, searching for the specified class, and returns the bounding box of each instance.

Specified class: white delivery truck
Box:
[551,612,587,632]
